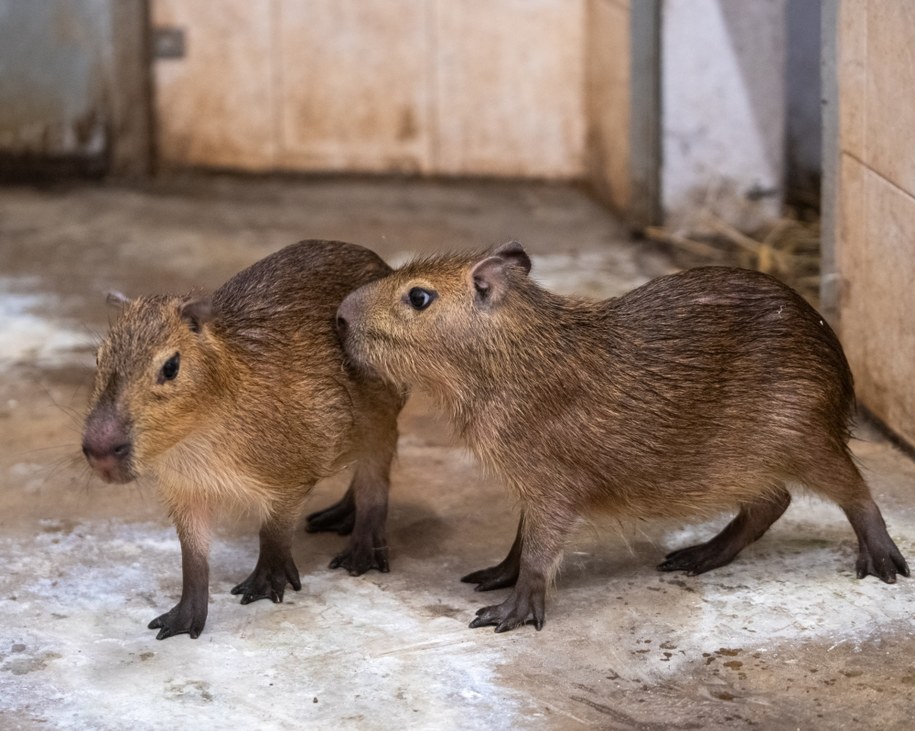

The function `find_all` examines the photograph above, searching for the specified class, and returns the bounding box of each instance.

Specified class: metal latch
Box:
[152,27,186,59]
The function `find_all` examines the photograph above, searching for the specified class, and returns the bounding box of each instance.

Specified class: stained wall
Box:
[151,0,592,179]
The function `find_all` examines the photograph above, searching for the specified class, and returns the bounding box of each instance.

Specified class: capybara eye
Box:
[161,353,180,382]
[407,287,436,311]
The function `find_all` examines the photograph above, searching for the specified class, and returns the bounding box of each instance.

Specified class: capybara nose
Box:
[83,440,131,482]
[336,295,356,336]
[82,403,133,481]
[336,312,348,336]
[82,439,132,465]
[82,436,133,483]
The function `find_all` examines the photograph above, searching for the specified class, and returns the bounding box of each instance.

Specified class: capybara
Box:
[83,240,405,639]
[335,241,908,632]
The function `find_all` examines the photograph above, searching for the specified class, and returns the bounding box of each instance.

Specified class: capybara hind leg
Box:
[328,407,399,575]
[469,509,572,633]
[329,462,390,575]
[232,497,305,604]
[806,455,909,583]
[305,484,356,535]
[842,498,909,583]
[462,513,523,591]
[659,488,791,575]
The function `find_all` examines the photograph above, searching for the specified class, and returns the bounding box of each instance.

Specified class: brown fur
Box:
[83,240,405,640]
[336,241,908,633]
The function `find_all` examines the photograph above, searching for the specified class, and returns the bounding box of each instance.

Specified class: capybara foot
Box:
[461,561,520,591]
[843,501,909,583]
[658,542,738,575]
[305,490,356,535]
[462,519,522,590]
[148,600,207,641]
[329,533,389,575]
[469,588,546,633]
[855,541,909,583]
[231,556,302,604]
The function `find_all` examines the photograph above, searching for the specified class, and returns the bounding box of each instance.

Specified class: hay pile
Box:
[644,207,820,305]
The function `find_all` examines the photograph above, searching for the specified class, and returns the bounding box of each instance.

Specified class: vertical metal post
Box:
[629,0,662,230]
[110,0,154,177]
[820,0,839,323]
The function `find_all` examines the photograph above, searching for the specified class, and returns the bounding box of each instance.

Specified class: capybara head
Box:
[82,293,219,483]
[336,241,534,392]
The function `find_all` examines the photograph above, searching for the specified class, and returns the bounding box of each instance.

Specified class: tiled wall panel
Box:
[836,1,915,445]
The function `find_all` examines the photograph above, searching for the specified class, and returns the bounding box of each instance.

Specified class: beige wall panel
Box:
[585,0,630,212]
[152,0,596,178]
[434,0,586,178]
[152,0,275,170]
[865,1,915,196]
[838,155,915,446]
[837,0,866,161]
[277,0,432,173]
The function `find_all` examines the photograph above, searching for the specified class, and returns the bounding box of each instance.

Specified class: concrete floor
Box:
[1,176,914,730]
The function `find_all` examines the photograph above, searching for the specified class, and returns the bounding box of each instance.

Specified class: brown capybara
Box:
[82,240,405,639]
[335,240,908,633]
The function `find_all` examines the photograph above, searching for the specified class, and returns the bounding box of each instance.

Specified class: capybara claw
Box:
[855,545,909,584]
[461,564,519,592]
[658,543,733,576]
[232,586,284,605]
[469,590,545,633]
[306,492,356,536]
[148,604,206,641]
[232,557,301,605]
[328,539,390,575]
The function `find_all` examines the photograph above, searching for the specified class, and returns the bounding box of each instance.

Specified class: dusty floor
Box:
[1,176,914,730]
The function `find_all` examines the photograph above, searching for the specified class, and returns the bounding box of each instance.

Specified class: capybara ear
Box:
[471,256,512,306]
[471,242,531,307]
[491,240,532,275]
[106,291,131,309]
[179,297,213,334]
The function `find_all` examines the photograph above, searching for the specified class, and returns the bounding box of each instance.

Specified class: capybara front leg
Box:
[468,509,571,632]
[148,502,213,640]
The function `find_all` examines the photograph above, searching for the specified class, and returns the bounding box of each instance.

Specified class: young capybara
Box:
[335,241,909,633]
[82,240,405,639]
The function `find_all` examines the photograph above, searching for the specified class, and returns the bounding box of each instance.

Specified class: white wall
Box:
[661,0,786,233]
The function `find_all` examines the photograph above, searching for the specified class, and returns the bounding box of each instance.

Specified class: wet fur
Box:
[338,243,909,633]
